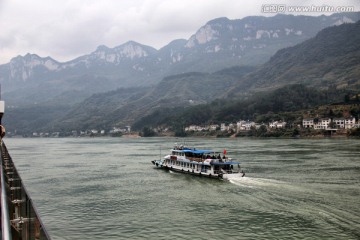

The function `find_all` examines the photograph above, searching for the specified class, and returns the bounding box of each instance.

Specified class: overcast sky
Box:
[0,0,359,64]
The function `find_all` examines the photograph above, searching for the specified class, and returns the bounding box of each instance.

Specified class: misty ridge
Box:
[1,12,360,135]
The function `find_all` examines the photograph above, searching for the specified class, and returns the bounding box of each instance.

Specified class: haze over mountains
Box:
[1,12,360,134]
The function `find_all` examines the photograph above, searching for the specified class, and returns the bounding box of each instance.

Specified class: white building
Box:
[318,118,331,129]
[185,125,197,131]
[333,118,345,129]
[236,120,255,131]
[209,124,219,131]
[314,118,331,129]
[345,117,356,129]
[236,120,246,131]
[185,125,208,132]
[303,118,314,128]
[269,121,286,129]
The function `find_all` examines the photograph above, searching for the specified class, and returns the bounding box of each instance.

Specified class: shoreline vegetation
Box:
[8,128,359,139]
[150,128,360,139]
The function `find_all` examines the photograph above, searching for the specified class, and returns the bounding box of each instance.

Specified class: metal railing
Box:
[0,141,51,240]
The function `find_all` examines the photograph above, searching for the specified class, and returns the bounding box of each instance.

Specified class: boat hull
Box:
[152,159,244,179]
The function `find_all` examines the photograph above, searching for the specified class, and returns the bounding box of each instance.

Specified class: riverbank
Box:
[172,128,360,139]
[6,128,360,139]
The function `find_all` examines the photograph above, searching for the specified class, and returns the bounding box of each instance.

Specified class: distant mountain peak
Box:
[114,41,153,59]
[78,41,158,66]
[333,16,355,25]
[206,17,230,25]
[5,53,60,81]
[10,53,40,63]
[186,24,220,48]
[95,45,110,51]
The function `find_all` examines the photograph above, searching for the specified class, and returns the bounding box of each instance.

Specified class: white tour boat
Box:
[151,145,245,179]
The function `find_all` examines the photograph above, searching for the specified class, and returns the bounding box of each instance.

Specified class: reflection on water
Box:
[5,137,360,240]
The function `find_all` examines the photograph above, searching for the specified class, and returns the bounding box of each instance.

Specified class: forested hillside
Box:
[132,84,355,132]
[227,20,360,96]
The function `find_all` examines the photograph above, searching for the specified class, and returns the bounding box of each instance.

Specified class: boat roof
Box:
[173,148,217,154]
[182,149,215,154]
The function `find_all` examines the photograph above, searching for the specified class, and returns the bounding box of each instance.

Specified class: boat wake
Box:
[228,176,286,189]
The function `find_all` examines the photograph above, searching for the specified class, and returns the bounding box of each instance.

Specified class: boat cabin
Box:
[164,147,242,177]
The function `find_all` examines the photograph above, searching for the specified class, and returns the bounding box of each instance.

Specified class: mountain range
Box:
[1,12,359,106]
[54,20,360,132]
[2,12,360,134]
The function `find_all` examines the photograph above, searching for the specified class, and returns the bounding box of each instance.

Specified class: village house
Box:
[244,121,255,130]
[303,117,358,130]
[302,118,314,128]
[185,125,198,131]
[236,120,255,131]
[209,124,219,131]
[269,121,286,129]
[333,118,345,129]
[185,125,208,132]
[236,120,246,131]
[345,117,356,129]
[314,118,331,129]
[110,126,132,134]
[220,123,237,132]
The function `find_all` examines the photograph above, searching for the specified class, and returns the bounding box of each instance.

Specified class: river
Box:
[4,137,360,239]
